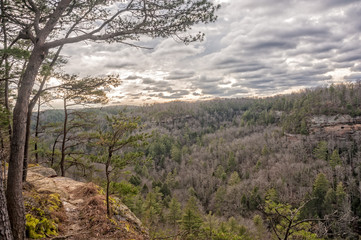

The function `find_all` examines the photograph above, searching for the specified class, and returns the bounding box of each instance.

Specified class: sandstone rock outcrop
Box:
[25,166,149,240]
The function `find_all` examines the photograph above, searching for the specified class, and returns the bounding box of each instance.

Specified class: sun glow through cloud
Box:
[59,0,361,105]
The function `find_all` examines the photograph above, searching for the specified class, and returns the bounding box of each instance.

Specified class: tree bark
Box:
[60,97,68,177]
[34,97,41,163]
[106,148,112,217]
[23,44,62,181]
[22,93,42,181]
[0,168,13,240]
[6,46,46,240]
[22,106,32,182]
[0,145,13,240]
[51,133,61,167]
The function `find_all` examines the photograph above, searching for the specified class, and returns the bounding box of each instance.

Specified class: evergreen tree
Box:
[329,149,341,189]
[324,188,336,214]
[329,149,341,169]
[215,186,226,215]
[313,141,328,161]
[312,173,330,217]
[253,214,267,240]
[94,112,148,216]
[171,145,182,163]
[167,197,182,229]
[214,165,226,181]
[264,197,322,240]
[336,182,346,208]
[201,212,218,239]
[227,152,236,172]
[143,187,163,227]
[227,217,238,234]
[228,171,241,185]
[181,196,203,237]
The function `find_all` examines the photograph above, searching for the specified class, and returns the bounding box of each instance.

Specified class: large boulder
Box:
[28,166,57,177]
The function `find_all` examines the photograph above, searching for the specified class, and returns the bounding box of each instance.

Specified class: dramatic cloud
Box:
[61,0,361,104]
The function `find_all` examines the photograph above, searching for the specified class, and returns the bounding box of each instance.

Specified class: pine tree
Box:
[228,171,241,185]
[143,187,163,227]
[181,196,203,236]
[324,188,336,214]
[264,199,322,240]
[312,173,330,217]
[313,141,328,161]
[227,151,236,172]
[94,112,148,216]
[171,145,182,163]
[201,212,218,239]
[329,149,341,189]
[167,197,182,229]
[336,182,346,208]
[329,149,341,169]
[214,186,226,215]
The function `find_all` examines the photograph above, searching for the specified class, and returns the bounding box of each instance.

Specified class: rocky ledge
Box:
[24,166,149,240]
[309,114,361,136]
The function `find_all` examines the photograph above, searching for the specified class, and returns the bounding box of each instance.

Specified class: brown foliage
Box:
[72,182,99,199]
[74,185,147,239]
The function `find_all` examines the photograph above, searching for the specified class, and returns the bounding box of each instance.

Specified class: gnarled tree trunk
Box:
[60,97,68,177]
[0,152,13,240]
[6,46,46,240]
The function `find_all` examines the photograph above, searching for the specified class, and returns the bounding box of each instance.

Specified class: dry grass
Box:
[72,184,147,239]
[72,182,99,198]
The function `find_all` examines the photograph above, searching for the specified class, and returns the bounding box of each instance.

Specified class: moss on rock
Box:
[25,214,58,239]
[24,190,64,239]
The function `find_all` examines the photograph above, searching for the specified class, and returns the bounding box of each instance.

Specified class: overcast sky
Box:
[61,0,361,105]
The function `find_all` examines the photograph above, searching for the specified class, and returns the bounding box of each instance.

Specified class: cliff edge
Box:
[24,166,149,240]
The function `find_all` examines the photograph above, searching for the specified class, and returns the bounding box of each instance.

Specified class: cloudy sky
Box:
[61,0,361,105]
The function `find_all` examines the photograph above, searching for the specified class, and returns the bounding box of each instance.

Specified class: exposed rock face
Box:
[26,166,149,240]
[309,115,361,137]
[309,115,361,127]
[27,166,57,178]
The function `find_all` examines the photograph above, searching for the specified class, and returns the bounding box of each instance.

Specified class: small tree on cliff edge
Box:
[94,112,148,217]
[2,1,219,239]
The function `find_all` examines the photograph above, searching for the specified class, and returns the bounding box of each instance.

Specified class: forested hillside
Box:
[22,82,361,239]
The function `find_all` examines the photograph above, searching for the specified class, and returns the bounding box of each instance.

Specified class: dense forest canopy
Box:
[23,82,361,239]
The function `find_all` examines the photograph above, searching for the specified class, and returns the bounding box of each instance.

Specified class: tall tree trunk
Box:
[106,149,112,217]
[51,133,61,167]
[0,163,13,240]
[0,147,13,240]
[22,93,42,181]
[34,97,41,163]
[22,106,33,182]
[1,136,5,187]
[60,97,68,177]
[23,45,62,180]
[6,47,46,240]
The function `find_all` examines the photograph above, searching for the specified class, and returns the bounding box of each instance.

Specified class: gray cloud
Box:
[157,90,191,99]
[105,63,136,69]
[59,0,361,104]
[142,78,157,84]
[321,0,360,8]
[125,75,140,80]
[249,40,297,50]
[166,70,196,80]
[351,64,361,72]
[345,73,361,81]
